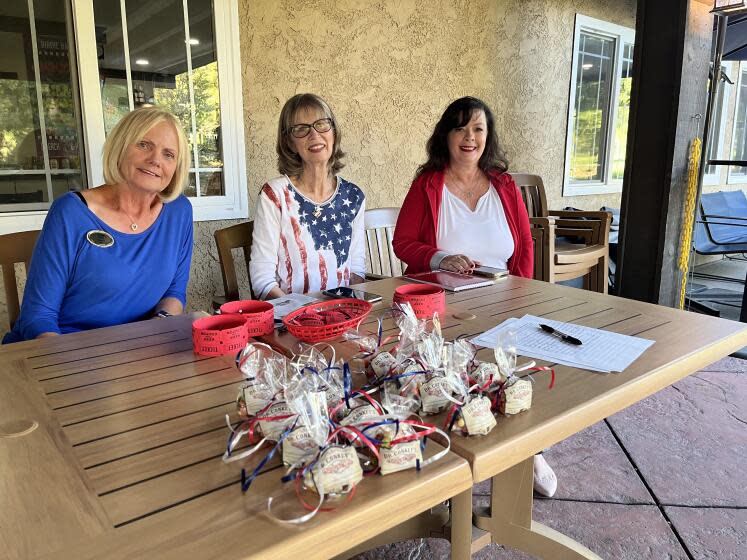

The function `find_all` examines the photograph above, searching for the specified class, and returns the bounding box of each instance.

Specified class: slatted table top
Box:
[261,276,747,482]
[0,313,472,560]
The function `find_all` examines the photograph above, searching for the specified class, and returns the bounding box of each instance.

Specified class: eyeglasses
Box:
[287,118,333,138]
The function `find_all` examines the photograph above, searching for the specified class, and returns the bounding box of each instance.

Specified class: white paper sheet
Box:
[471,314,654,373]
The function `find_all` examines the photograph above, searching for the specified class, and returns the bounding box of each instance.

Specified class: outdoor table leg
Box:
[450,487,474,560]
[472,457,602,560]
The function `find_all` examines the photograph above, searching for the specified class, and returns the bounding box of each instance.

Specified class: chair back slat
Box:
[511,173,549,218]
[214,221,254,302]
[514,174,610,294]
[0,229,40,329]
[363,207,403,279]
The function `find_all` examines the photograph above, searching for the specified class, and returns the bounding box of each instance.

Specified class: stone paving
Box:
[353,356,747,560]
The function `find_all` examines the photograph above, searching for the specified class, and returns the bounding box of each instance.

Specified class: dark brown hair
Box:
[416,96,508,178]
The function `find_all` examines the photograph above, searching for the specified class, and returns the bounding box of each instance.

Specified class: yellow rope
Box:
[677,137,702,310]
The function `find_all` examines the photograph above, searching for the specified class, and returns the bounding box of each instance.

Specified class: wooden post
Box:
[617,0,713,305]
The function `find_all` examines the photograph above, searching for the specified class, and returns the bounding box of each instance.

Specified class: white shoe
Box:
[533,454,557,497]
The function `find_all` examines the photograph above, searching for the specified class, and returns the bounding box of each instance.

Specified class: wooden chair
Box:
[364,207,404,279]
[1,230,40,329]
[512,173,611,293]
[213,221,253,310]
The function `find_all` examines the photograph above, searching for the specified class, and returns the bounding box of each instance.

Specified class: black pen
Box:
[539,323,583,345]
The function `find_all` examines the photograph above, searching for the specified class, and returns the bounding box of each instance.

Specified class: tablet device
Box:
[404,271,494,292]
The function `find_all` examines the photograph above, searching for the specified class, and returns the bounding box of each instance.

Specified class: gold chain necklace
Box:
[446,170,486,199]
[122,209,139,231]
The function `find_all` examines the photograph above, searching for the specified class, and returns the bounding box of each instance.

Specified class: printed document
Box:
[471,314,654,373]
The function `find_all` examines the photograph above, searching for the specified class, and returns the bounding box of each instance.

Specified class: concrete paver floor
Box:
[353,356,747,560]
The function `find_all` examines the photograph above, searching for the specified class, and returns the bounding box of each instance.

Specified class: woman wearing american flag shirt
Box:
[250,94,366,300]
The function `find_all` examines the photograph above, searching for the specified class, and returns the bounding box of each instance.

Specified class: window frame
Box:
[703,63,731,186]
[0,0,247,233]
[727,61,747,185]
[563,14,635,196]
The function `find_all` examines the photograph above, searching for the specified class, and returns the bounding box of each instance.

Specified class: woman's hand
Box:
[440,254,480,274]
[265,286,287,300]
[349,273,365,285]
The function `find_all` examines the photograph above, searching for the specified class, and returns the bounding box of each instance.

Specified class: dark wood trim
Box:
[617,0,713,305]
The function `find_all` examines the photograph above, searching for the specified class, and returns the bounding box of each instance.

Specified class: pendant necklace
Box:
[295,175,335,218]
[121,209,139,231]
[447,170,476,199]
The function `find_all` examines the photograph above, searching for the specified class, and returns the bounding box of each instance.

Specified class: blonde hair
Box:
[276,93,345,177]
[102,107,190,202]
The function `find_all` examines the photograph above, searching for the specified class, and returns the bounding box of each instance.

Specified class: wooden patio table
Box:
[0,313,473,560]
[258,275,747,559]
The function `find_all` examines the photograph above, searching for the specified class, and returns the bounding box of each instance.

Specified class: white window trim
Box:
[563,14,635,196]
[0,0,247,234]
[703,63,731,186]
[727,61,747,185]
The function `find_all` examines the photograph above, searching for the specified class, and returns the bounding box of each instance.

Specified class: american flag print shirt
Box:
[250,175,366,299]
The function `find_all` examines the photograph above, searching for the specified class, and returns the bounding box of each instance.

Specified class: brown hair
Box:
[276,93,345,177]
[416,96,509,179]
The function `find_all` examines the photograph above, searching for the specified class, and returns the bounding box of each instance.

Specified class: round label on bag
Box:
[86,230,114,248]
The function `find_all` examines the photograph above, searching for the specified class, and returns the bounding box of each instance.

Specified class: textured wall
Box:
[183,0,639,313]
[1,0,637,330]
[237,0,636,211]
[182,0,636,313]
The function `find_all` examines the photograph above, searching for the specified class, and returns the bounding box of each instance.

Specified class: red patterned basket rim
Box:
[219,300,274,315]
[394,283,445,297]
[192,315,247,332]
[282,298,372,342]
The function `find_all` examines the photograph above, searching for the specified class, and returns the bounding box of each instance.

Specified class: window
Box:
[729,62,747,183]
[0,0,246,231]
[0,0,87,213]
[703,64,729,186]
[564,15,635,196]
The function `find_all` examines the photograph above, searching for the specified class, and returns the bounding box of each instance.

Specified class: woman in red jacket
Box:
[392,96,533,278]
[393,96,556,496]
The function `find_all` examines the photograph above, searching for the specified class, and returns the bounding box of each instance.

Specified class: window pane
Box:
[94,0,131,134]
[732,66,747,178]
[705,65,727,177]
[94,0,225,198]
[611,42,634,181]
[37,0,85,192]
[0,0,85,209]
[188,0,224,196]
[185,171,196,197]
[570,32,615,183]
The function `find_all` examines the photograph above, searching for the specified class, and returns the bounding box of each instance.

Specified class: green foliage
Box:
[154,62,222,169]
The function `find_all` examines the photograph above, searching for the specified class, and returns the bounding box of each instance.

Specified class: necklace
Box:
[446,169,485,200]
[292,175,336,218]
[121,208,139,231]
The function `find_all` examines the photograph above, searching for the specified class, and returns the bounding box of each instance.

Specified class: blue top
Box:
[3,192,193,344]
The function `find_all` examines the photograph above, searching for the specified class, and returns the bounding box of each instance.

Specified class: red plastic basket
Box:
[192,315,249,356]
[283,298,373,342]
[393,283,446,318]
[219,300,275,337]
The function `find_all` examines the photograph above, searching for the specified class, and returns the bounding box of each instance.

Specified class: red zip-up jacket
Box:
[392,169,533,278]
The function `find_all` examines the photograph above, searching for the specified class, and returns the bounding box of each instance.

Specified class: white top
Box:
[436,185,514,269]
[249,175,366,299]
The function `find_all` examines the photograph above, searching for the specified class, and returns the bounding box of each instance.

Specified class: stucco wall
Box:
[185,0,635,313]
[1,0,637,330]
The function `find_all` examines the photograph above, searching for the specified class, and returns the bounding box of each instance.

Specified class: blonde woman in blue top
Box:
[3,107,193,343]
